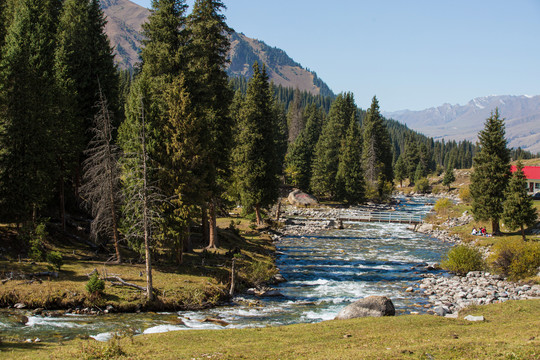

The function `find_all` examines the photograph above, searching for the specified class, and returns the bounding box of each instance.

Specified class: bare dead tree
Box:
[80,86,122,263]
[121,98,166,301]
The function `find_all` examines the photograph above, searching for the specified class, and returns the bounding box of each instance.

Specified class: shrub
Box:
[459,186,472,203]
[434,198,452,214]
[46,251,63,271]
[414,178,430,194]
[23,222,48,262]
[441,245,484,275]
[86,272,105,295]
[490,239,540,280]
[431,186,442,195]
[245,261,277,287]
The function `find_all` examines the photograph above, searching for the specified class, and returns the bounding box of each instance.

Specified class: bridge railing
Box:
[341,211,423,224]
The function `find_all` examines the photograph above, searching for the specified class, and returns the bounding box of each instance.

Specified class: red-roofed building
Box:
[510,165,540,194]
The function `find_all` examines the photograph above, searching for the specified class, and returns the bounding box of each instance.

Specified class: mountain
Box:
[101,0,334,96]
[101,0,148,69]
[383,95,540,153]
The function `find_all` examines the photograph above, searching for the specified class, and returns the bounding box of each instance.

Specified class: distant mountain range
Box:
[101,0,333,96]
[383,95,540,153]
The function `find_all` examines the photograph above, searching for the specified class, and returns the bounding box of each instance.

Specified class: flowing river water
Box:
[0,196,452,342]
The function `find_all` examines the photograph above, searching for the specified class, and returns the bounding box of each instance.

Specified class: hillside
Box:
[101,0,148,69]
[384,95,540,153]
[101,0,334,96]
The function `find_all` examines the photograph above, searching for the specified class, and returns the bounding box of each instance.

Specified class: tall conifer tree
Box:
[186,0,232,248]
[119,0,188,255]
[310,93,356,198]
[287,88,304,144]
[231,63,280,226]
[0,0,59,223]
[470,108,510,235]
[336,116,365,204]
[362,96,393,199]
[502,162,537,240]
[285,104,323,191]
[140,0,188,78]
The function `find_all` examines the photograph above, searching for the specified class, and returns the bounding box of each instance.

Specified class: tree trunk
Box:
[109,188,122,264]
[521,224,526,241]
[141,101,153,301]
[182,225,192,253]
[491,220,500,235]
[175,234,183,265]
[59,176,66,231]
[201,204,209,245]
[207,200,218,249]
[229,259,236,296]
[255,203,262,226]
[275,200,281,221]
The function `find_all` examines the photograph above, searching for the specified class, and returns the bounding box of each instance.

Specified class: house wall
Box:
[527,180,540,194]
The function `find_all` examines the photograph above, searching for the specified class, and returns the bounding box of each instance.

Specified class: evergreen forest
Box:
[0,0,537,291]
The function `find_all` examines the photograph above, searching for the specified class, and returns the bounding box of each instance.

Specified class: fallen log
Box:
[104,275,147,292]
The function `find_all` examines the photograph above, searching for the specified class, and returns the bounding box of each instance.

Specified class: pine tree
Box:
[502,162,537,240]
[231,62,280,226]
[163,75,206,260]
[87,0,119,125]
[284,104,323,191]
[286,88,304,144]
[140,0,188,78]
[0,0,59,224]
[121,99,166,301]
[394,154,407,188]
[54,0,89,228]
[119,0,189,255]
[186,0,233,248]
[362,96,393,199]
[335,116,365,204]
[80,88,122,263]
[442,166,455,191]
[403,136,420,184]
[311,93,356,198]
[470,108,511,235]
[414,162,427,183]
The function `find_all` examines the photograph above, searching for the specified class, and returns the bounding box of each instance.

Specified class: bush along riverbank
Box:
[413,195,540,315]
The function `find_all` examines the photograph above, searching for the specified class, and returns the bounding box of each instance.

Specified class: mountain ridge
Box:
[101,0,333,96]
[383,95,540,153]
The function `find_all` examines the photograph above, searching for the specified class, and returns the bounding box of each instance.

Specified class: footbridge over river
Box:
[338,210,423,225]
[294,210,423,226]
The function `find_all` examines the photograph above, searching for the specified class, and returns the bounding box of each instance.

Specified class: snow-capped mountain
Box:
[383,95,540,153]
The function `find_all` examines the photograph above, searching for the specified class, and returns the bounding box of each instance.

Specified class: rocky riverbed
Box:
[415,271,540,316]
[408,201,540,314]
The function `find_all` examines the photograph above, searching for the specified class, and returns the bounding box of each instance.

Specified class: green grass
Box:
[0,217,277,311]
[1,299,539,359]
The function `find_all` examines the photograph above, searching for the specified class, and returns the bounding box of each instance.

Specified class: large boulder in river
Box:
[288,190,318,206]
[334,296,395,320]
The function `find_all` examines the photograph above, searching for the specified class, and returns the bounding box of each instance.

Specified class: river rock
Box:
[201,317,229,327]
[13,302,26,309]
[334,296,395,320]
[272,273,287,283]
[416,223,433,233]
[464,315,484,322]
[288,190,318,206]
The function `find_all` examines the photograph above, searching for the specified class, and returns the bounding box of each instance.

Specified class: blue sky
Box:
[131,0,540,112]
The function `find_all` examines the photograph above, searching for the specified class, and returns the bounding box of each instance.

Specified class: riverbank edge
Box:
[409,194,540,315]
[0,222,279,314]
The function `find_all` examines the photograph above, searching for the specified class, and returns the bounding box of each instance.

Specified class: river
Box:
[0,196,452,342]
